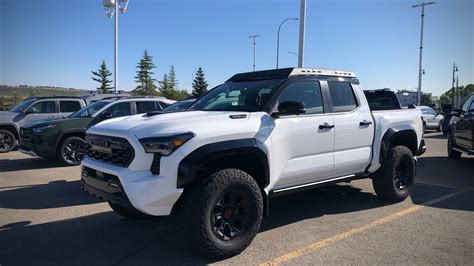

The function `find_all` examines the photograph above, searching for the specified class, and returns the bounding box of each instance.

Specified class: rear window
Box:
[364,90,401,111]
[328,82,358,112]
[60,101,82,112]
[136,101,158,113]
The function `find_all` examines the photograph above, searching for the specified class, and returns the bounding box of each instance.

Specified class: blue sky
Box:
[1,0,473,96]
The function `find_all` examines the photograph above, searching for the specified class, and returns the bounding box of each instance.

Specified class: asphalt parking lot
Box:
[0,132,473,265]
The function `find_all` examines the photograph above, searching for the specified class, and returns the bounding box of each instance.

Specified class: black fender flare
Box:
[380,128,418,162]
[177,138,270,189]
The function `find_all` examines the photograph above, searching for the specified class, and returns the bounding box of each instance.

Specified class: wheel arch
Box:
[0,124,19,139]
[56,131,86,154]
[380,128,418,162]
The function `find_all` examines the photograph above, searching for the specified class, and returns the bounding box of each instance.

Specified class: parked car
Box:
[163,98,196,112]
[81,67,424,258]
[0,96,86,153]
[447,94,474,159]
[418,106,444,132]
[19,97,175,165]
[80,92,131,104]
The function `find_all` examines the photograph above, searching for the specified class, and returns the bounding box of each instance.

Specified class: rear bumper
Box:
[417,139,426,156]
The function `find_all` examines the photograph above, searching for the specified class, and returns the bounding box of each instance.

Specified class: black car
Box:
[447,94,474,159]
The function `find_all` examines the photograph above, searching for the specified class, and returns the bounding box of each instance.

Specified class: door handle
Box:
[359,120,373,126]
[319,123,335,130]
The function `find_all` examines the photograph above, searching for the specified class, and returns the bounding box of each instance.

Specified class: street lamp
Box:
[249,34,260,72]
[276,17,298,69]
[452,63,459,106]
[412,1,435,106]
[102,0,130,93]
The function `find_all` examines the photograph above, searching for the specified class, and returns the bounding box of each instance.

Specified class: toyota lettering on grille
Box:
[90,137,112,153]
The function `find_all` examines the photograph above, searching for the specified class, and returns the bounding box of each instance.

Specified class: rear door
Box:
[271,79,335,189]
[135,101,159,114]
[59,100,82,116]
[325,81,374,176]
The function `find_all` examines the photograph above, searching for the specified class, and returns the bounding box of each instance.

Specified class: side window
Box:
[327,82,358,112]
[461,96,474,112]
[158,101,170,110]
[277,81,324,115]
[104,102,131,117]
[136,101,158,114]
[27,101,56,114]
[60,101,81,112]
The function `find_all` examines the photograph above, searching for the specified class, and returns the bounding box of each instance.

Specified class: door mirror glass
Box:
[277,101,306,116]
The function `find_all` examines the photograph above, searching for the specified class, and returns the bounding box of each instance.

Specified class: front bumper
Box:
[19,127,57,158]
[81,154,183,216]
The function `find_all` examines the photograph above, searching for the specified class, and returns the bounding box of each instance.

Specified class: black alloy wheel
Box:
[0,130,16,153]
[61,137,87,165]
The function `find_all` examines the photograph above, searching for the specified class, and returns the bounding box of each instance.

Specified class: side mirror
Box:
[98,111,113,119]
[276,101,306,116]
[450,109,461,117]
[407,104,416,109]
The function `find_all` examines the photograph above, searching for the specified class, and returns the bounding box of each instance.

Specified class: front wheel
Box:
[373,146,415,202]
[58,136,87,166]
[180,169,263,258]
[0,129,17,153]
[447,132,462,159]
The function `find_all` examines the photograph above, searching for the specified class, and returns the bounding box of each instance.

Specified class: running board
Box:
[271,173,367,196]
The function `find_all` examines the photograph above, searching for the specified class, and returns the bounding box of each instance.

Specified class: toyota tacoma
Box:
[81,68,425,258]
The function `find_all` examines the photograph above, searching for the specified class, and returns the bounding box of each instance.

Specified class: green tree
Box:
[159,65,179,99]
[192,67,208,97]
[420,92,432,105]
[133,50,158,95]
[91,60,113,93]
[0,96,5,111]
[168,65,178,90]
[172,89,190,101]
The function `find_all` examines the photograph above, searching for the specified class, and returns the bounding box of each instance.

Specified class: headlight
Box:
[139,132,194,155]
[32,124,57,134]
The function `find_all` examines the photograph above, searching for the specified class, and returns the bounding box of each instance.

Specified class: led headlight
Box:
[139,132,194,155]
[32,124,57,134]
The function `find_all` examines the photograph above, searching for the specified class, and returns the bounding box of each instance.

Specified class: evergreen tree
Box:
[159,66,179,99]
[133,50,158,95]
[168,65,178,90]
[91,60,113,93]
[192,67,208,97]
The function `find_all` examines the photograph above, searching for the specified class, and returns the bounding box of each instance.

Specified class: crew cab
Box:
[19,97,175,165]
[0,96,86,153]
[81,68,425,258]
[447,94,474,158]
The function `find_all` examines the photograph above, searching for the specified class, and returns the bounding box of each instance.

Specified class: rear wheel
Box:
[58,136,87,166]
[180,168,263,258]
[447,132,462,159]
[437,122,442,132]
[0,129,17,153]
[373,146,415,202]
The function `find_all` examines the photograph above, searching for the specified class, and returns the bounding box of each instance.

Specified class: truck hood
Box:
[88,110,270,140]
[22,117,93,129]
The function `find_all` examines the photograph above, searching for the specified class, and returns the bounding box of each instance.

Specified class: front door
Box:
[271,79,335,189]
[20,100,58,126]
[455,95,474,149]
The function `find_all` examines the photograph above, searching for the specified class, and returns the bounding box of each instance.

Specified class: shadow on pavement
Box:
[0,157,67,173]
[423,133,446,140]
[0,180,101,209]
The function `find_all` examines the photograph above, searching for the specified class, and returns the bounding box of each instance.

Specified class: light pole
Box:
[103,0,129,93]
[412,2,435,106]
[298,0,306,68]
[249,34,260,71]
[276,18,298,69]
[452,62,459,106]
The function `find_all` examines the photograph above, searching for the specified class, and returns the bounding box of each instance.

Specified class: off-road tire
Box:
[373,146,415,202]
[0,129,17,153]
[108,202,151,219]
[180,168,263,258]
[447,132,462,159]
[58,136,86,166]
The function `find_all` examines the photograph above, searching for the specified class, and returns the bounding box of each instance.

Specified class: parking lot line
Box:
[259,190,464,266]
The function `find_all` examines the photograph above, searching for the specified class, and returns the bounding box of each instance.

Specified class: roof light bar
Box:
[289,68,356,78]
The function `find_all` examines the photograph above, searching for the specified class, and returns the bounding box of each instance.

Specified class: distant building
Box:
[396,91,418,107]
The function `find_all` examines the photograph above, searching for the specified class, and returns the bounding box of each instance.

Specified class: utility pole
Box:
[276,18,298,69]
[412,2,435,106]
[249,34,260,71]
[452,62,459,106]
[298,0,306,68]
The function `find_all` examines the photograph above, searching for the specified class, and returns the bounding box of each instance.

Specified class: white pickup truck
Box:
[81,68,425,258]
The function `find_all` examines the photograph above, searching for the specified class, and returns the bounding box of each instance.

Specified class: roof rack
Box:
[289,68,356,78]
[26,96,82,100]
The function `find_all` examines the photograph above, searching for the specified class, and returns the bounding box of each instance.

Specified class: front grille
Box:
[20,128,32,142]
[85,134,134,167]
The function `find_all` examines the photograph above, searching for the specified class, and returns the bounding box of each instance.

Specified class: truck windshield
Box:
[188,79,282,112]
[10,99,35,113]
[69,101,109,118]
